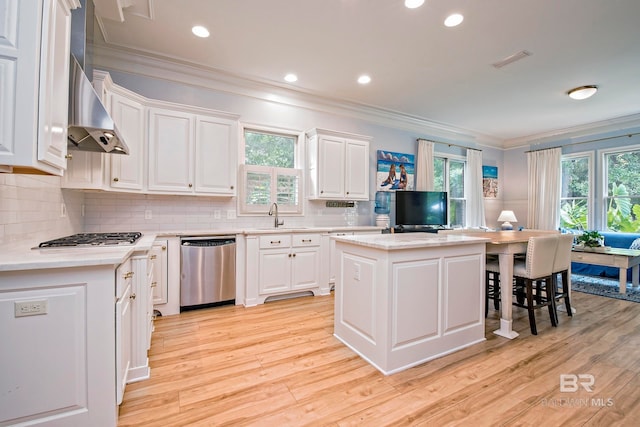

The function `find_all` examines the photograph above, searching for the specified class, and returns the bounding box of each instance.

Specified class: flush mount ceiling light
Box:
[191,25,210,38]
[444,13,464,27]
[284,73,298,83]
[567,85,598,100]
[357,75,371,85]
[405,0,425,9]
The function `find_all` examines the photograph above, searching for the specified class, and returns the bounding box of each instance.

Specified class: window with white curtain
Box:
[433,155,466,227]
[238,126,303,215]
[560,153,593,230]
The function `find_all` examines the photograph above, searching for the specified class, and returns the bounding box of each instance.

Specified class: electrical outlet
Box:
[145,210,152,220]
[60,203,67,218]
[214,209,221,219]
[227,209,236,219]
[15,300,48,317]
[81,204,85,217]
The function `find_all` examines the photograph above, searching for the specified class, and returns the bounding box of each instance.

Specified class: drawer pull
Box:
[113,177,119,182]
[271,240,281,244]
[151,282,157,288]
[302,239,312,243]
[124,271,134,279]
[150,255,157,260]
[130,293,137,300]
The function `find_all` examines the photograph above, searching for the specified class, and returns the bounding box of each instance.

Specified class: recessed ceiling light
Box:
[358,75,371,85]
[284,73,298,83]
[567,85,598,100]
[405,0,425,9]
[444,13,464,27]
[192,25,210,38]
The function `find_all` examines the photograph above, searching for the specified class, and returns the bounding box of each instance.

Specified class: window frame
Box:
[238,123,304,216]
[560,151,594,231]
[434,153,466,227]
[599,143,640,231]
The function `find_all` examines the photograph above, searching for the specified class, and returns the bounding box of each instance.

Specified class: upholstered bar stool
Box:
[552,234,574,321]
[512,235,559,335]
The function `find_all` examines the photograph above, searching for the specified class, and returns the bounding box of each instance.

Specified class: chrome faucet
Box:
[268,202,284,228]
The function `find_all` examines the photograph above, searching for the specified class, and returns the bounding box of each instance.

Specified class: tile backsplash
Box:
[0,174,83,245]
[1,174,373,245]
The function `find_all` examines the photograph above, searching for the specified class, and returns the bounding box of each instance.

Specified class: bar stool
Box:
[512,235,559,335]
[485,257,501,317]
[552,234,574,321]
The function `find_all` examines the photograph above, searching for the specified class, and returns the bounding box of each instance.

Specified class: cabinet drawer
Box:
[292,234,320,247]
[259,234,292,249]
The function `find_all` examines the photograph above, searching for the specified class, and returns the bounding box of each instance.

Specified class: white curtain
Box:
[416,139,434,191]
[527,147,561,230]
[465,149,486,227]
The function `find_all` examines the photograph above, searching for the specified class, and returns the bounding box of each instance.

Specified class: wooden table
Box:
[571,247,640,293]
[447,230,560,340]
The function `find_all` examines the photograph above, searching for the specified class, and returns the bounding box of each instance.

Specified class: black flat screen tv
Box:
[395,191,448,227]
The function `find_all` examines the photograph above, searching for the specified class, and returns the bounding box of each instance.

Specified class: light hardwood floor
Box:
[118,291,640,426]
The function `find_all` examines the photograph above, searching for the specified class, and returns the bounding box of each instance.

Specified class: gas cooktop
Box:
[38,232,143,248]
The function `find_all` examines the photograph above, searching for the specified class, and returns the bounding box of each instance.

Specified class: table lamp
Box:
[497,210,517,230]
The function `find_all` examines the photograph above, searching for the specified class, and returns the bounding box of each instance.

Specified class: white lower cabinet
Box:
[127,251,154,384]
[150,239,169,305]
[244,233,330,306]
[115,258,133,405]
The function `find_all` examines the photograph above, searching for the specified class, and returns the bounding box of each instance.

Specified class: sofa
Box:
[571,231,640,280]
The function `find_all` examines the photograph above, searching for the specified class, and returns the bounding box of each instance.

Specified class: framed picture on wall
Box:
[483,165,498,198]
[377,150,415,191]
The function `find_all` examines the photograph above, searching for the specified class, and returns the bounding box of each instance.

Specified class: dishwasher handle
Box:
[182,238,236,247]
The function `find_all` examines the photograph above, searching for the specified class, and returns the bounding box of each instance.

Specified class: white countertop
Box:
[159,225,383,237]
[0,234,156,272]
[332,233,489,250]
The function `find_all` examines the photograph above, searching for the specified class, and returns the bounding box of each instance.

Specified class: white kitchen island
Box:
[332,233,489,375]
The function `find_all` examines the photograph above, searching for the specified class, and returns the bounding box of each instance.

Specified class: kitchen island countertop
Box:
[331,232,489,250]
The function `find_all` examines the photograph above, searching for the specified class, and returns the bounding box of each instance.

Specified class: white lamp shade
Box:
[497,210,518,223]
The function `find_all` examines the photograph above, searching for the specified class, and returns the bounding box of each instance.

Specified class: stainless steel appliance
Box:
[38,232,142,248]
[180,236,236,311]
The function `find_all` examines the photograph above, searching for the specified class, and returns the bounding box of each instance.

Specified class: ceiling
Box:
[91,0,640,148]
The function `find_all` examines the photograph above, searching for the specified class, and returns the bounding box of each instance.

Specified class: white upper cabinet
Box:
[306,128,371,200]
[108,90,145,191]
[0,0,79,174]
[194,115,237,195]
[147,107,194,193]
[148,106,239,195]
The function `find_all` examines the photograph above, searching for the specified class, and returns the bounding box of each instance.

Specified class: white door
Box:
[345,139,369,200]
[148,108,194,192]
[194,115,237,195]
[258,249,291,294]
[291,247,320,290]
[110,92,145,190]
[317,137,345,199]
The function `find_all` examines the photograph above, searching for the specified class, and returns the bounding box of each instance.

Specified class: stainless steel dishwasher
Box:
[180,236,236,311]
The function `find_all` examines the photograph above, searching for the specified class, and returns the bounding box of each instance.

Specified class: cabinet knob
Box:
[162,246,167,250]
[130,293,137,300]
[113,177,119,182]
[346,191,350,195]
[292,253,296,257]
[320,190,324,194]
[288,253,292,258]
[189,183,193,188]
[230,186,234,190]
[65,154,73,160]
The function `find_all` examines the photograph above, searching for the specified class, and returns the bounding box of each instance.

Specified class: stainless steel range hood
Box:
[67,55,129,154]
[67,0,129,155]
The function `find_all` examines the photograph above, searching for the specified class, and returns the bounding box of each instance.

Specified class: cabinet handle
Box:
[124,271,134,279]
[150,255,157,260]
[302,239,312,243]
[113,177,119,182]
[189,183,193,188]
[130,293,137,300]
[65,154,73,160]
[271,240,281,244]
[151,282,157,288]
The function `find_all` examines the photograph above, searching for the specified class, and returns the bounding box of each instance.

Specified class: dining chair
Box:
[512,235,559,335]
[551,234,574,322]
[485,257,501,317]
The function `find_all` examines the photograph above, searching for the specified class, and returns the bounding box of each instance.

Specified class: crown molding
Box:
[92,45,503,148]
